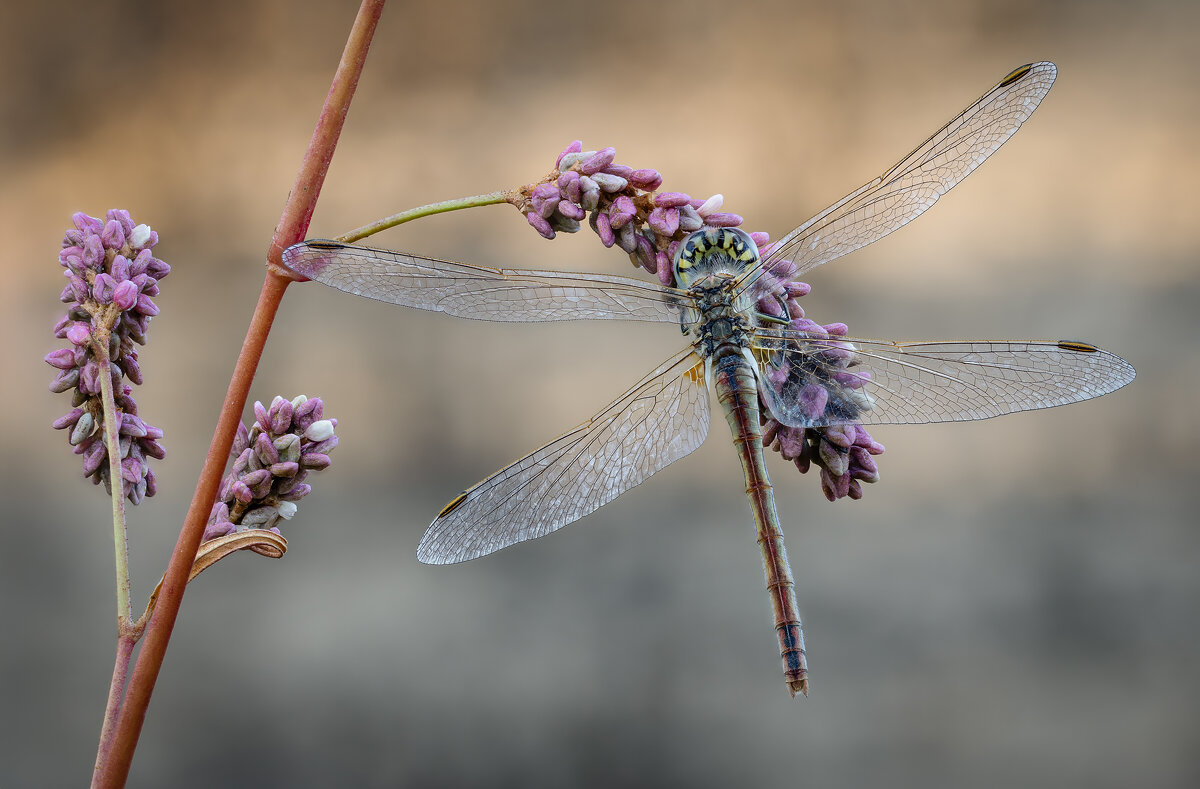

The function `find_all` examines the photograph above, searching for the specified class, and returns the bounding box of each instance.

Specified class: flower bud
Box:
[101,220,126,250]
[703,212,743,227]
[304,419,336,442]
[526,212,555,239]
[129,224,153,249]
[66,322,92,346]
[44,348,77,370]
[697,194,723,216]
[580,146,616,175]
[70,411,96,445]
[590,172,628,193]
[630,168,663,189]
[255,433,280,465]
[113,280,138,311]
[555,140,583,168]
[595,212,615,247]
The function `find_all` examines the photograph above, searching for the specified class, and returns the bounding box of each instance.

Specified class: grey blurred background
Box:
[3,0,1197,786]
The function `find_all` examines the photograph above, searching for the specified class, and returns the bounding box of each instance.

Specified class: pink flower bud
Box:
[44,348,77,369]
[629,169,663,190]
[134,293,159,316]
[595,212,615,247]
[526,212,555,239]
[654,192,691,208]
[555,140,583,169]
[113,280,138,311]
[101,219,126,250]
[580,146,616,176]
[703,212,743,227]
[66,322,91,346]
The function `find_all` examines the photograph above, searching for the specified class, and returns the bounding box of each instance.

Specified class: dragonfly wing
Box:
[751,329,1134,427]
[747,62,1056,291]
[417,348,710,564]
[282,240,695,324]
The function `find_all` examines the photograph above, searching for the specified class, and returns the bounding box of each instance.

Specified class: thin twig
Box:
[336,191,513,243]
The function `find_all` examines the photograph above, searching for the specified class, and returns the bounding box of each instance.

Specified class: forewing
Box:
[417,348,710,564]
[752,330,1134,427]
[742,62,1056,295]
[282,240,695,324]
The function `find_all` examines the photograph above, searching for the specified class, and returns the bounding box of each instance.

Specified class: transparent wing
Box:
[417,348,710,564]
[738,62,1056,297]
[282,239,697,324]
[751,329,1134,427]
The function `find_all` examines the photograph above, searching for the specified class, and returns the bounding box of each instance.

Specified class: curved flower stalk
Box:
[47,210,169,504]
[204,395,338,541]
[514,142,886,500]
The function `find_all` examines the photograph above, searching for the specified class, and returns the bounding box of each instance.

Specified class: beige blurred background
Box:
[3,0,1197,786]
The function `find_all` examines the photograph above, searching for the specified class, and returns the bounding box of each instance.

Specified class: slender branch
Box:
[337,191,513,243]
[94,2,386,785]
[90,332,138,787]
[93,334,133,623]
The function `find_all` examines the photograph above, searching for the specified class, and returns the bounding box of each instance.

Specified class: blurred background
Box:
[3,0,1197,786]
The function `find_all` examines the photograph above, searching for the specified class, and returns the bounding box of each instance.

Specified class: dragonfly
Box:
[282,62,1135,697]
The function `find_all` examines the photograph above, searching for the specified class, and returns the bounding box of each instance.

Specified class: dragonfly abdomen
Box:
[712,350,809,697]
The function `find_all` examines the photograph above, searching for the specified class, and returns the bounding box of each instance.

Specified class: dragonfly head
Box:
[673,228,760,289]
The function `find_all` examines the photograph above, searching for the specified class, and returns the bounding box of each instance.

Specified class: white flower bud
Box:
[304,419,335,442]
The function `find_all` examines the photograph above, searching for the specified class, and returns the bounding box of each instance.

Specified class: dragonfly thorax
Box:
[675,229,762,358]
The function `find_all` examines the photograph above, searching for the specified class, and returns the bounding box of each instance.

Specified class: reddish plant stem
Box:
[94,2,386,785]
[91,632,136,787]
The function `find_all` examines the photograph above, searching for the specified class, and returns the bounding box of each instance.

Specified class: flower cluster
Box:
[204,396,337,541]
[514,140,765,288]
[517,142,886,500]
[47,210,168,504]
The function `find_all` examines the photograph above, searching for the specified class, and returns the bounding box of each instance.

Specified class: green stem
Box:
[94,335,133,624]
[336,191,513,243]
